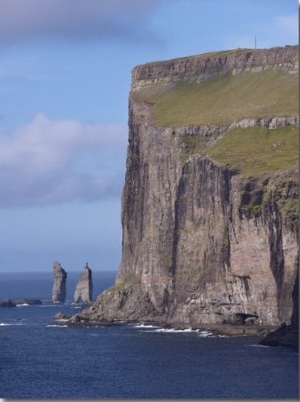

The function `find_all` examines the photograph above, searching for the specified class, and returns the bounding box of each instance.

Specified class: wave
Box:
[46,324,68,328]
[154,328,201,334]
[133,323,160,329]
[0,322,25,326]
[198,330,213,337]
[249,343,270,348]
[144,324,213,338]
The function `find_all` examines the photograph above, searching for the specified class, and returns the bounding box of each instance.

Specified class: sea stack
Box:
[73,263,93,303]
[52,261,67,303]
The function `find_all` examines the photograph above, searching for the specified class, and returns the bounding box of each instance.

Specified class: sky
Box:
[0,0,298,273]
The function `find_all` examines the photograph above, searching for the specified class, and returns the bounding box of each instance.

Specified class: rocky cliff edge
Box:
[69,46,299,344]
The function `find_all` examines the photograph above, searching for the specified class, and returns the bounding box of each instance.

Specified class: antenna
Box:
[255,35,257,49]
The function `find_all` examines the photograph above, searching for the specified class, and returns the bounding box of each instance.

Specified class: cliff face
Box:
[131,46,298,85]
[75,46,298,332]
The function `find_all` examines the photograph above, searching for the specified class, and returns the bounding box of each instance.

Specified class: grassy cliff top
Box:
[133,67,298,127]
[131,47,298,175]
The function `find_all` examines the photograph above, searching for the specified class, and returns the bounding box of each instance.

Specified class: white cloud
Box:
[0,113,127,206]
[0,0,161,44]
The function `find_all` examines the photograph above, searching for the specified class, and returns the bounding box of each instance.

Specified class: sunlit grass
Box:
[135,68,298,127]
[202,125,298,175]
[133,54,298,174]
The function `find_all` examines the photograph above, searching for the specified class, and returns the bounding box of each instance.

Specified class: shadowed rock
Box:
[260,267,299,349]
[14,298,42,305]
[0,298,16,307]
[73,263,93,303]
[52,261,67,303]
[54,311,72,320]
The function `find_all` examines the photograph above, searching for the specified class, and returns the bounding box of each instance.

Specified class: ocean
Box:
[0,271,298,399]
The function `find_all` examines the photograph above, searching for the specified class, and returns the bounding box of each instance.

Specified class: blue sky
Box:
[0,0,298,273]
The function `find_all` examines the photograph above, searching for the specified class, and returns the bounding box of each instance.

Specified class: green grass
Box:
[202,125,298,175]
[135,68,298,127]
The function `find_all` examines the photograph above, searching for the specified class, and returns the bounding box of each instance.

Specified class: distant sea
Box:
[0,271,298,399]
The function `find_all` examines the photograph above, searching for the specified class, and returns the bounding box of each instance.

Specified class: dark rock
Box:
[259,325,298,349]
[291,266,298,327]
[73,263,93,303]
[259,265,299,348]
[14,298,42,305]
[52,261,67,303]
[0,298,16,307]
[54,311,72,320]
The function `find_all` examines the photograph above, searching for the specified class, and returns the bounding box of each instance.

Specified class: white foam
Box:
[198,330,213,337]
[46,324,68,328]
[133,323,160,329]
[154,327,199,333]
[16,303,29,307]
[0,323,11,326]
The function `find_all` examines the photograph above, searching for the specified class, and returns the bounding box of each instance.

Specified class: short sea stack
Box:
[74,263,93,303]
[52,261,67,303]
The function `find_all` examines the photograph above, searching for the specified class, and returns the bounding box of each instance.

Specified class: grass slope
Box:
[137,68,297,127]
[135,63,298,175]
[203,125,298,176]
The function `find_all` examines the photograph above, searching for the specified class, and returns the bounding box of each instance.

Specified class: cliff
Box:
[52,261,67,303]
[70,46,298,339]
[74,263,93,303]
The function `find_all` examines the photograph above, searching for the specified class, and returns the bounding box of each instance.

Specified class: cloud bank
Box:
[0,113,127,207]
[0,0,160,43]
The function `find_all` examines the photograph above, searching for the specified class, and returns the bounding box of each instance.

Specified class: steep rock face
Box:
[74,263,93,303]
[131,45,298,89]
[73,46,298,331]
[52,261,67,303]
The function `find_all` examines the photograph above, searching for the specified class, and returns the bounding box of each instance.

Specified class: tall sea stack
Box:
[74,263,93,303]
[70,46,298,341]
[52,261,67,303]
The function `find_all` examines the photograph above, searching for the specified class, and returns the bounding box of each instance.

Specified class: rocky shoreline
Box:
[60,317,298,349]
[0,298,43,307]
[51,312,281,340]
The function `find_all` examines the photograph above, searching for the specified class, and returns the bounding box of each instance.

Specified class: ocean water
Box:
[0,271,298,399]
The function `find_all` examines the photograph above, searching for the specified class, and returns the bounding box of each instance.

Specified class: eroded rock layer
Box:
[71,46,298,335]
